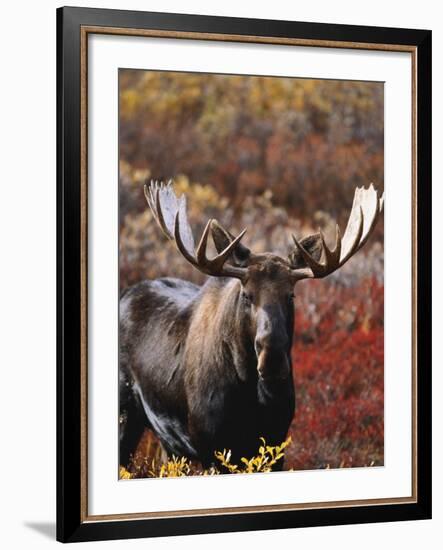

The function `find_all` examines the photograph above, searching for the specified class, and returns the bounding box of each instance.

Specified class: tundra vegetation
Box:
[119,71,384,478]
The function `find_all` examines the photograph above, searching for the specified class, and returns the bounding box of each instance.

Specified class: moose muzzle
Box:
[255,305,291,380]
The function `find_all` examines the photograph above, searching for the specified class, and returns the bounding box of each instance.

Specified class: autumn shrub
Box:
[120,437,292,479]
[285,278,384,470]
[119,71,383,224]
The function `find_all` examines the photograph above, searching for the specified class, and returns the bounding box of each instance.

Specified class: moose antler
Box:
[290,184,384,281]
[144,180,248,279]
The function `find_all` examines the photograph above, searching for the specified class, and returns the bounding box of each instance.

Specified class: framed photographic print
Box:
[57,6,432,543]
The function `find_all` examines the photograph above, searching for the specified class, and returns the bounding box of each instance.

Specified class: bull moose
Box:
[119,181,384,469]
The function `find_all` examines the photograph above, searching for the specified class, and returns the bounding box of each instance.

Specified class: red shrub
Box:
[285,278,384,470]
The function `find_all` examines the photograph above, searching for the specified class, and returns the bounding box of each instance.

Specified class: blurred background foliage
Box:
[119,70,384,472]
[120,71,383,219]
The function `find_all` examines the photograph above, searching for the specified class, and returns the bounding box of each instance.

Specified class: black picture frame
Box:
[57,6,432,543]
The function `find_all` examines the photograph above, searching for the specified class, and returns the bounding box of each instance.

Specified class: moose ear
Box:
[288,233,323,268]
[210,220,251,266]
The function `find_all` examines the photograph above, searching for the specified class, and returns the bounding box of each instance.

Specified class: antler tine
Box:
[328,224,342,265]
[175,212,247,278]
[154,186,174,239]
[319,226,341,267]
[291,234,327,276]
[144,182,159,219]
[354,188,383,253]
[212,229,248,270]
[144,180,247,280]
[196,220,212,266]
[339,205,364,265]
[290,184,383,281]
[148,181,158,211]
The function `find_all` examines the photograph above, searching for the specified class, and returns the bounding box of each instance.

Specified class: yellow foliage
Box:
[119,466,132,479]
[174,174,226,210]
[120,437,292,479]
[157,455,191,478]
[215,436,292,474]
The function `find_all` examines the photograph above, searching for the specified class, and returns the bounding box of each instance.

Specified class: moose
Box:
[119,181,384,470]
